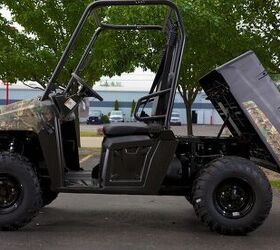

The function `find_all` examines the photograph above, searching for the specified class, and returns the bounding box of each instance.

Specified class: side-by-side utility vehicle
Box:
[0,0,278,235]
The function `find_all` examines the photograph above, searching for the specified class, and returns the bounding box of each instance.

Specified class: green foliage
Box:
[270,180,280,190]
[0,0,91,85]
[101,115,110,124]
[0,0,278,135]
[272,74,280,82]
[114,100,119,111]
[234,0,280,73]
[175,0,279,134]
[130,100,136,117]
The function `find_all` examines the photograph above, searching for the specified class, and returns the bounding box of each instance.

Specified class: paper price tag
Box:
[64,98,77,110]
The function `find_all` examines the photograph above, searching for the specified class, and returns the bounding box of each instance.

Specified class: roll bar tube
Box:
[42,0,186,101]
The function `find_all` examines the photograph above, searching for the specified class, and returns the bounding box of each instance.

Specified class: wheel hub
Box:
[0,175,22,213]
[214,178,255,219]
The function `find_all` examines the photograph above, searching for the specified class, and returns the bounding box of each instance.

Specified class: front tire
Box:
[192,156,272,235]
[0,152,42,230]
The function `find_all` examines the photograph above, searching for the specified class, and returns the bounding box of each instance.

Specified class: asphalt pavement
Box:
[80,124,229,137]
[1,125,279,250]
[0,191,280,250]
[79,124,231,148]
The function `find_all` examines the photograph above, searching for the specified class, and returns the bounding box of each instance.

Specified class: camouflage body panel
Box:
[0,98,55,134]
[243,101,280,162]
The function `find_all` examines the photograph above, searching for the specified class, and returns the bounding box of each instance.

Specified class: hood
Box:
[110,115,123,119]
[0,98,55,134]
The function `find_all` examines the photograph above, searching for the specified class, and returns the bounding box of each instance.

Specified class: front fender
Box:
[0,98,55,134]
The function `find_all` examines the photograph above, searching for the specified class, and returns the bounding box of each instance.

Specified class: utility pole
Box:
[2,81,10,105]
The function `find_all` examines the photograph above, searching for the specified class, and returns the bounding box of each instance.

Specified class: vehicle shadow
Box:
[28,205,203,234]
[0,194,280,250]
[24,198,280,237]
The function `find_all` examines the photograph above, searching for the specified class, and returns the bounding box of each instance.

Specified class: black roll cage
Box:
[42,0,186,128]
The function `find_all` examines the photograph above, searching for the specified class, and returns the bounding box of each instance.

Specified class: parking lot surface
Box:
[80,124,226,137]
[79,124,230,148]
[1,125,279,250]
[1,191,280,250]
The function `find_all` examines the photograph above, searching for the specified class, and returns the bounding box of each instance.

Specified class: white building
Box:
[0,85,223,125]
[0,70,223,124]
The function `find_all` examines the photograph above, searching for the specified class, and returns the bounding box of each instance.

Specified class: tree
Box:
[0,0,160,86]
[234,0,280,74]
[130,100,136,117]
[176,0,252,135]
[0,1,91,85]
[0,0,278,135]
[176,0,279,135]
[114,100,119,111]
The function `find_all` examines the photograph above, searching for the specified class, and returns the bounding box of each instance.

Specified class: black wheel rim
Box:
[0,175,23,214]
[213,178,255,219]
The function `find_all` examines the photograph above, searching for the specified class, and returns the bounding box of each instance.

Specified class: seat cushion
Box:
[103,122,162,137]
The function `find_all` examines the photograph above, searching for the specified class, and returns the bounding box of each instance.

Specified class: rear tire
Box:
[192,156,272,235]
[0,152,42,230]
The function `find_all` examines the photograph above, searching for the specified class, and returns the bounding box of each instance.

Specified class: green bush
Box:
[101,115,110,124]
[114,100,119,110]
[131,100,136,117]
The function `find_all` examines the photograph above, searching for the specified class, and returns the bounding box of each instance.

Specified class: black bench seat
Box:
[103,123,162,137]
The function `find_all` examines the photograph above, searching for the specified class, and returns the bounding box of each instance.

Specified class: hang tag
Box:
[64,98,77,110]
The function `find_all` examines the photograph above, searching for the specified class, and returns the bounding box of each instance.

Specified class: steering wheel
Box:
[71,73,103,101]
